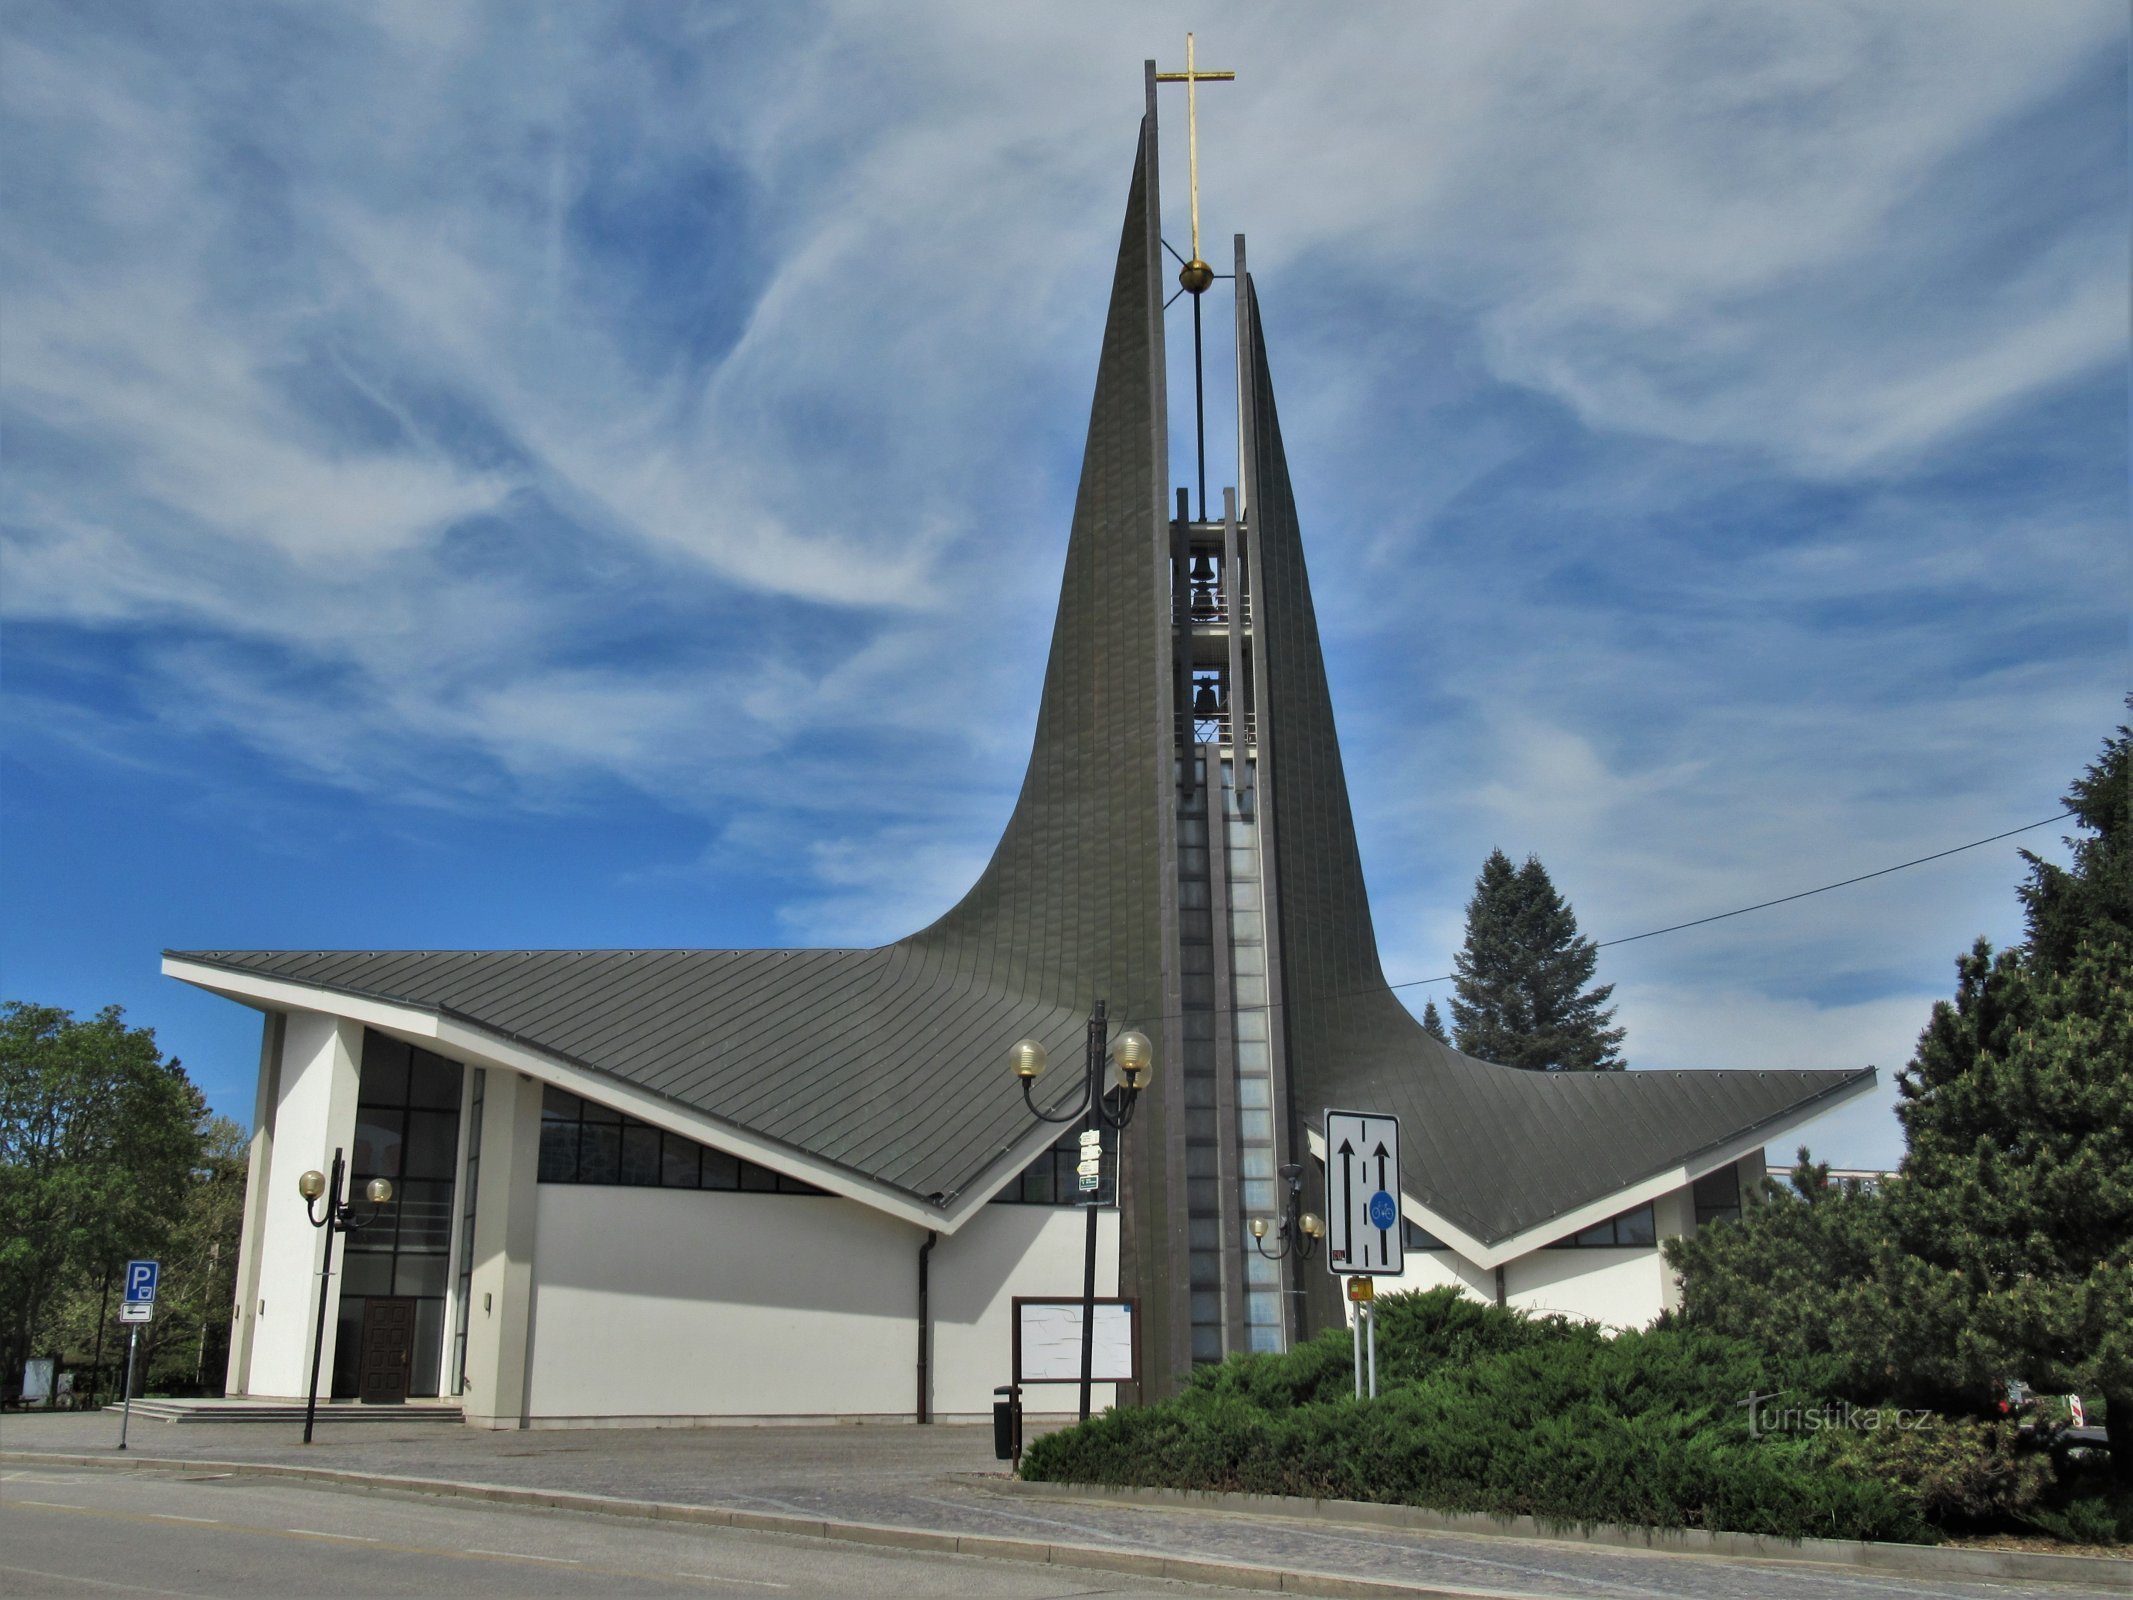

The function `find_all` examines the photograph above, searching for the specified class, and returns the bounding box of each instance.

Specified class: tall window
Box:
[450,1069,484,1396]
[536,1085,824,1194]
[336,1033,462,1399]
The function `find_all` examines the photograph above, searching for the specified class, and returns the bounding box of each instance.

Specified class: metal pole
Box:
[1077,1001,1106,1423]
[1351,1289,1363,1400]
[1366,1304,1378,1399]
[1192,290,1207,522]
[302,1147,344,1445]
[117,1326,137,1450]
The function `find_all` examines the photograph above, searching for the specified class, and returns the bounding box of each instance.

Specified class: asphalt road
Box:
[0,1464,1259,1598]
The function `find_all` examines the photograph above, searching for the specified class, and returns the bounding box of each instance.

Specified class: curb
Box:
[0,1450,1545,1600]
[975,1475,2132,1590]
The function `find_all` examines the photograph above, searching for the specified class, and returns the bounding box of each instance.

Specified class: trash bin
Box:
[993,1385,1018,1461]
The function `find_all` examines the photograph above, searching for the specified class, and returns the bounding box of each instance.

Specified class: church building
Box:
[166,65,1872,1426]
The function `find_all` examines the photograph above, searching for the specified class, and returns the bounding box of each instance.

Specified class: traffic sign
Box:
[119,1300,153,1323]
[124,1260,159,1305]
[1323,1110,1403,1276]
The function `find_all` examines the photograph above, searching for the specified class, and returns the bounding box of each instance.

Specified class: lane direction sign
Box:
[1323,1111,1403,1276]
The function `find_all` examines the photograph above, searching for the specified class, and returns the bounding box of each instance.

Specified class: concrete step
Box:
[109,1398,464,1424]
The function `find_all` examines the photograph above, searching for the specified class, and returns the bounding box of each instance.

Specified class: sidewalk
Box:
[3,1412,2124,1599]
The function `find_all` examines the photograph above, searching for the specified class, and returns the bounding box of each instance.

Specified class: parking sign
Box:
[124,1260,159,1305]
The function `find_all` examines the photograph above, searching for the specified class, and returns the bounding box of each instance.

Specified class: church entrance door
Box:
[359,1298,415,1404]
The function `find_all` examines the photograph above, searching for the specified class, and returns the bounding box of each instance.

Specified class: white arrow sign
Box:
[1324,1110,1403,1277]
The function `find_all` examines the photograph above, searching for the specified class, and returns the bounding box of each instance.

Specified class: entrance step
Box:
[108,1397,464,1424]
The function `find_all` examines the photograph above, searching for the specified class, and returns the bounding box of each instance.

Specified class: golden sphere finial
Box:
[1178,257,1215,296]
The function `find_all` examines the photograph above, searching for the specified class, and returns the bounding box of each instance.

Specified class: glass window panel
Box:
[394,1254,450,1298]
[661,1137,701,1189]
[542,1085,582,1119]
[777,1173,824,1195]
[578,1123,621,1184]
[1186,1146,1219,1178]
[1247,1325,1282,1353]
[577,1097,622,1125]
[1241,1179,1275,1213]
[1182,975,1215,1005]
[340,1254,393,1296]
[359,1035,411,1106]
[1230,945,1265,976]
[1234,1011,1267,1041]
[1190,1291,1221,1325]
[1178,881,1210,909]
[1191,1327,1224,1362]
[700,1148,740,1190]
[739,1161,778,1192]
[1178,847,1209,876]
[1186,1178,1220,1213]
[1233,975,1267,1006]
[330,1300,365,1399]
[1177,820,1207,847]
[1239,1148,1274,1179]
[1181,942,1213,973]
[1235,1041,1270,1069]
[1182,1011,1215,1041]
[620,1124,662,1186]
[1572,1220,1617,1248]
[1244,1252,1279,1285]
[407,1050,463,1109]
[538,1121,579,1183]
[1183,1074,1216,1108]
[411,1298,446,1398]
[353,1111,404,1179]
[1246,1292,1281,1326]
[1238,1110,1274,1142]
[1189,1253,1221,1287]
[1237,1078,1271,1108]
[1180,910,1212,941]
[1616,1204,1657,1246]
[1230,881,1261,910]
[1185,1110,1218,1140]
[1227,849,1256,877]
[393,1181,455,1251]
[1188,1218,1220,1250]
[1021,1165,1054,1204]
[402,1110,460,1181]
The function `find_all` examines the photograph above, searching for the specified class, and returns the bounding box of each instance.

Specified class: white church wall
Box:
[931,1205,1121,1418]
[239,1012,362,1398]
[1504,1246,1667,1329]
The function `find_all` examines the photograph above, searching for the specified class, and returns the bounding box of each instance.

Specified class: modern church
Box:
[168,67,1873,1426]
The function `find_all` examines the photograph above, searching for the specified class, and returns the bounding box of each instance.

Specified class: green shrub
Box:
[1825,1415,2053,1530]
[1021,1289,1931,1543]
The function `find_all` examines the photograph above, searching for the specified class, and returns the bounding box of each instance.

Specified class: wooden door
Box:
[359,1297,415,1404]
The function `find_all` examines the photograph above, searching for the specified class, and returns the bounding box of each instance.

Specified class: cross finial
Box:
[1154,33,1235,296]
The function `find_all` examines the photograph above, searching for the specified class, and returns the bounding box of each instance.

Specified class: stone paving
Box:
[3,1412,2124,1599]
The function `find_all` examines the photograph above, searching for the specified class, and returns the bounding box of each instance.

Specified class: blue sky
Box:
[4,2,2125,1168]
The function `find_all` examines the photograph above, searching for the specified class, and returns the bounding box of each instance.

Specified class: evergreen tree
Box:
[1419,1000,1449,1044]
[1447,849,1625,1070]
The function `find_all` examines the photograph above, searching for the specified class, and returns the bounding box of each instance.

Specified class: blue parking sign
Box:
[124,1260,159,1304]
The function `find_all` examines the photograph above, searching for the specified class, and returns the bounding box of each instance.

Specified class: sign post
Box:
[117,1259,158,1450]
[1324,1112,1401,1399]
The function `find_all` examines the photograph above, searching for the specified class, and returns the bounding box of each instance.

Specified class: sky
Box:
[3,1,2125,1169]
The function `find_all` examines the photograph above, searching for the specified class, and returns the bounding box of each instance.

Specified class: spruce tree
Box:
[1447,848,1625,1070]
[1893,714,2133,1477]
[1420,1000,1449,1044]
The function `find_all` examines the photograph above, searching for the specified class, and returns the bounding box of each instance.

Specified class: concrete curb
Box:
[0,1450,1545,1600]
[976,1474,2132,1590]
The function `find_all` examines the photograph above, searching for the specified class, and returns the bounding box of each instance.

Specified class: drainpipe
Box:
[1494,1265,1507,1308]
[916,1230,939,1423]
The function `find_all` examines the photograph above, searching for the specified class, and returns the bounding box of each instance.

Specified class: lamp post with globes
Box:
[1251,1162,1324,1261]
[1007,1000,1153,1421]
[295,1148,392,1444]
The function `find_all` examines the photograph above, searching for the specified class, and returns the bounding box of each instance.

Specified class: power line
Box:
[1380,810,2073,997]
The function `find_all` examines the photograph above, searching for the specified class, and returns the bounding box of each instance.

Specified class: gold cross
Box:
[1155,33,1235,294]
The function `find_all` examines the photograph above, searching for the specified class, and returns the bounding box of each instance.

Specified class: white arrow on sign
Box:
[1323,1109,1403,1277]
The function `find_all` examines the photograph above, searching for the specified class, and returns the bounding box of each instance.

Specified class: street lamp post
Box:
[295,1148,392,1444]
[1008,1000,1154,1421]
[1250,1162,1324,1261]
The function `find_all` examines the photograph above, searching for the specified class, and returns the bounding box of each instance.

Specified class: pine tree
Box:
[1419,1000,1449,1044]
[1447,849,1625,1070]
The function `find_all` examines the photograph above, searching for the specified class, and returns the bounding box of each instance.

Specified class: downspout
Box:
[916,1229,938,1423]
[1494,1265,1507,1308]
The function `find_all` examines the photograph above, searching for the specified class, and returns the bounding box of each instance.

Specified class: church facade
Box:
[168,69,1871,1426]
